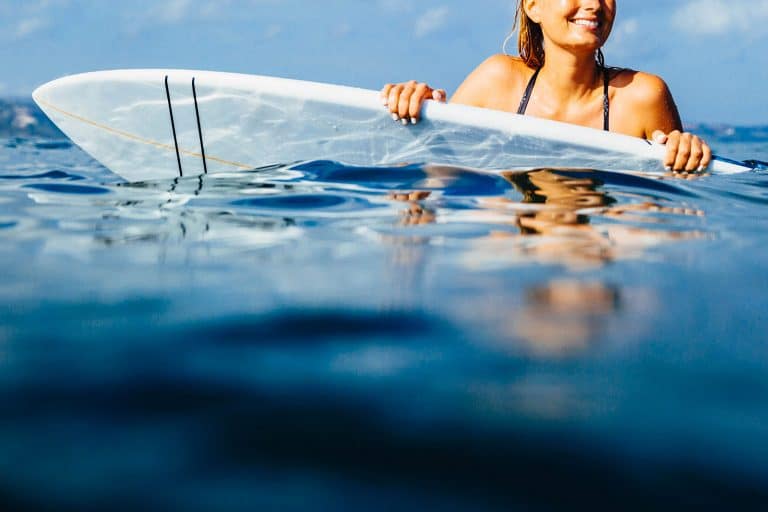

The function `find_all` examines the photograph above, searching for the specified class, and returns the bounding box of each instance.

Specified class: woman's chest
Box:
[482,85,645,138]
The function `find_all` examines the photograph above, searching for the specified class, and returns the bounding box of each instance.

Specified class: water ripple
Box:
[3,131,768,511]
[290,160,513,196]
[23,183,111,195]
[33,141,73,150]
[232,193,382,213]
[0,170,84,181]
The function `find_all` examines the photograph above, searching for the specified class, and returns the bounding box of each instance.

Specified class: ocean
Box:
[2,98,768,511]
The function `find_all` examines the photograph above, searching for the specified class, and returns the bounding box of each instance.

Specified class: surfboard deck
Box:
[32,69,753,182]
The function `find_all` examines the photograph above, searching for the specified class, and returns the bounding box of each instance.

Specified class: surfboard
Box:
[32,69,753,182]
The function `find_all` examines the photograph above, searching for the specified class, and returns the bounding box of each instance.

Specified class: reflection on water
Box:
[500,169,708,268]
[3,138,768,510]
[381,167,708,270]
[514,280,623,357]
[7,160,713,270]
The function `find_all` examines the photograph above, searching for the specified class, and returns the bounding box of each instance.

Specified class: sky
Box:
[1,0,767,125]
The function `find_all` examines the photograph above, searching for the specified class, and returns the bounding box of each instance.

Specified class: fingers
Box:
[381,81,443,124]
[380,84,393,105]
[397,80,418,122]
[701,140,712,170]
[672,132,691,172]
[652,130,668,144]
[388,190,432,202]
[659,130,711,173]
[387,81,409,121]
[409,83,430,123]
[662,130,680,170]
[685,135,703,172]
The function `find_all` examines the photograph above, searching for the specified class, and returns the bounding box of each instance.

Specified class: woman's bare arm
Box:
[629,73,711,172]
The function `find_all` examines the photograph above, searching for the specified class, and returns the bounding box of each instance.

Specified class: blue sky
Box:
[2,0,767,125]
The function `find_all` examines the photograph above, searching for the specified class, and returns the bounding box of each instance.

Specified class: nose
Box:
[581,0,603,11]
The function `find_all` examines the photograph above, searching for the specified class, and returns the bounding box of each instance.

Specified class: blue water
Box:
[2,99,768,511]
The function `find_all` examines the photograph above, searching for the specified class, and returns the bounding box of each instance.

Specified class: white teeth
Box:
[573,19,599,28]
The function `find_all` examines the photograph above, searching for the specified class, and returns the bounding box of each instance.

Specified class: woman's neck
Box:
[538,45,602,101]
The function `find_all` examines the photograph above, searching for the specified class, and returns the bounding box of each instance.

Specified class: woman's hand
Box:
[652,130,712,173]
[380,81,447,125]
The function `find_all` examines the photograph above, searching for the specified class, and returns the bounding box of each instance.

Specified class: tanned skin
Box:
[381,0,711,173]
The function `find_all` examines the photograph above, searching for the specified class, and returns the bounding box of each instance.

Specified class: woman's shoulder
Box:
[609,68,681,137]
[475,54,533,80]
[460,54,532,93]
[452,54,533,108]
[610,68,673,106]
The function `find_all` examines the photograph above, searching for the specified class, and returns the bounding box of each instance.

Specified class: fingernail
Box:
[665,166,672,171]
[698,166,705,172]
[391,113,399,121]
[381,98,388,106]
[410,118,418,125]
[401,118,408,126]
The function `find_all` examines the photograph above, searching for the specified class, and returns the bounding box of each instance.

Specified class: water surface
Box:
[2,102,768,510]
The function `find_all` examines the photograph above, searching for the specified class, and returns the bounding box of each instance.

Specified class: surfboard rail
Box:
[33,69,754,182]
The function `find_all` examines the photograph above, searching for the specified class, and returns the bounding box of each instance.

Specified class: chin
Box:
[564,40,603,54]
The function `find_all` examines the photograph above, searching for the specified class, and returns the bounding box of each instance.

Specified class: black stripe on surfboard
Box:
[164,75,183,177]
[192,77,208,174]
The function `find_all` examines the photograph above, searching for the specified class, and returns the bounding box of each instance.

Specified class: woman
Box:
[381,0,710,173]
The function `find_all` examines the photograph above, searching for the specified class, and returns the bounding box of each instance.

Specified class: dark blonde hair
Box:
[514,1,545,69]
[508,1,606,69]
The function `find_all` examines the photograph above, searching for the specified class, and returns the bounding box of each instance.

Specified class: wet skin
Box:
[380,0,712,173]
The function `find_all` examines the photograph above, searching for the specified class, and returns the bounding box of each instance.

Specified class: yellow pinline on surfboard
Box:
[36,98,254,170]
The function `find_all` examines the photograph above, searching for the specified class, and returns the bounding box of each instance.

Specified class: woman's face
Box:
[525,0,616,53]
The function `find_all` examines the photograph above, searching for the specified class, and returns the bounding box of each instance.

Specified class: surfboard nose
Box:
[33,80,53,110]
[32,76,66,108]
[32,75,81,122]
[32,77,72,140]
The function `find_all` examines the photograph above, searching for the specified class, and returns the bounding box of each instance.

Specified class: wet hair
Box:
[506,1,606,69]
[504,171,545,203]
[512,1,545,69]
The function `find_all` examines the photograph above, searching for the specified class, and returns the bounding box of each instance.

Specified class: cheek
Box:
[534,0,569,21]
[537,1,573,32]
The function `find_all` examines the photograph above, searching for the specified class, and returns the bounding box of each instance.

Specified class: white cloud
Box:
[672,0,768,35]
[414,6,449,38]
[615,18,638,38]
[151,0,193,24]
[330,22,352,39]
[606,17,640,55]
[199,0,240,20]
[263,24,282,40]
[13,17,48,39]
[122,0,250,33]
[377,0,413,14]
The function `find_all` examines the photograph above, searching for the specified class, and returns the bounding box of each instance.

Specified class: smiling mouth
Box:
[571,19,601,30]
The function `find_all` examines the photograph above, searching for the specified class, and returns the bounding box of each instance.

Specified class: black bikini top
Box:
[517,66,611,131]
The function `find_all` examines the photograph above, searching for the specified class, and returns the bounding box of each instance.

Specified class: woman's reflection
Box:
[512,280,621,358]
[385,167,706,268]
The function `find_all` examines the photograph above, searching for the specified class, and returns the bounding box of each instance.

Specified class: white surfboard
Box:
[32,69,752,182]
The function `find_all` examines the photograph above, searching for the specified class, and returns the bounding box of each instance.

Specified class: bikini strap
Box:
[602,66,610,132]
[518,65,610,131]
[517,67,540,115]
